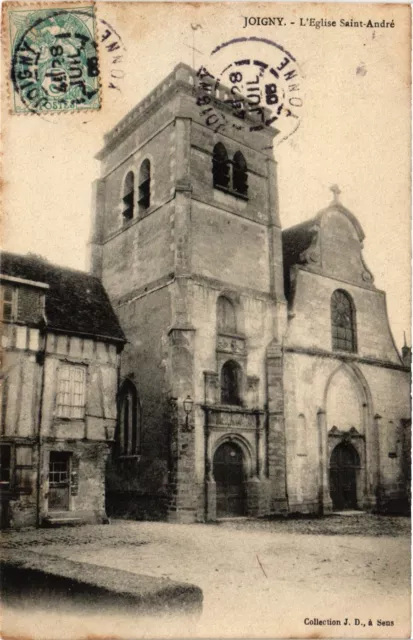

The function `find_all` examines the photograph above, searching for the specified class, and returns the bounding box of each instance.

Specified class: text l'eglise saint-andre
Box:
[243,16,395,28]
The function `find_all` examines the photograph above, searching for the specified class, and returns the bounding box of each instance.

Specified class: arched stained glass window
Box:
[331,290,357,353]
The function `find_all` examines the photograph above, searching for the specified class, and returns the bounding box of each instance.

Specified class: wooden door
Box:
[48,452,70,511]
[213,442,245,517]
[329,442,359,510]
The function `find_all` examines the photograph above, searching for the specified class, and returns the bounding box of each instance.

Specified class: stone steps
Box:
[42,513,83,528]
[332,510,365,517]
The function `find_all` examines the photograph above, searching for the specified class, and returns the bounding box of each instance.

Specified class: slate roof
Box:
[282,218,319,300]
[281,201,365,301]
[0,252,125,343]
[282,219,318,271]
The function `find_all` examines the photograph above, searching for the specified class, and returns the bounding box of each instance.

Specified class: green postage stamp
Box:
[7,3,101,114]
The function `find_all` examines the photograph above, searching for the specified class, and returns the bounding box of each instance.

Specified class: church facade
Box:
[90,63,411,523]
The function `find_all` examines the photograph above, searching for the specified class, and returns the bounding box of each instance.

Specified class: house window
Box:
[221,360,243,406]
[117,379,140,456]
[1,285,16,321]
[1,286,44,324]
[232,151,248,196]
[122,171,135,222]
[138,159,151,213]
[49,452,70,485]
[0,444,11,487]
[217,296,237,333]
[56,365,86,419]
[331,289,357,353]
[212,143,230,189]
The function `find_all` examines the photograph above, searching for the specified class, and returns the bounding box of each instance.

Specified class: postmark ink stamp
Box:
[7,4,100,114]
[195,37,303,144]
[99,17,126,93]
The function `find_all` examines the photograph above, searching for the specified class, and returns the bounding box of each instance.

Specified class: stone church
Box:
[87,62,410,523]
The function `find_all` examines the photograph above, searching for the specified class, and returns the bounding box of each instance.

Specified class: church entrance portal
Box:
[329,442,360,510]
[213,442,246,517]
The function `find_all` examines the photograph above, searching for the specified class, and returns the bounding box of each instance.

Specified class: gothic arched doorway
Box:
[329,442,360,510]
[213,442,246,517]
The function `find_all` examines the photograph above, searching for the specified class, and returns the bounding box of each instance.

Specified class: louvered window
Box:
[138,160,151,213]
[232,151,248,196]
[122,171,135,222]
[212,143,230,189]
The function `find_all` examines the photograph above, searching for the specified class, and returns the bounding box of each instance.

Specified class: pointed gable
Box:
[282,199,375,303]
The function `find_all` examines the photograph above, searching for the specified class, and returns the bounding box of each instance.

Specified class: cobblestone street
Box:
[2,514,410,639]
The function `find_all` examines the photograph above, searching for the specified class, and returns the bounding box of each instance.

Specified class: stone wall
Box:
[286,269,402,363]
[93,71,289,522]
[38,441,109,525]
[283,350,410,514]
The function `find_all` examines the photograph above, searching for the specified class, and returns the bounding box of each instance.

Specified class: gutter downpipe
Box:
[36,322,47,528]
[203,406,209,522]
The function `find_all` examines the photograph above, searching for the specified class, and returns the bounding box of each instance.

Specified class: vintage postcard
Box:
[0,1,411,639]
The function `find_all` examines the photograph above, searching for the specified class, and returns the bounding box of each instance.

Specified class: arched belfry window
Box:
[331,290,357,353]
[117,380,141,456]
[221,360,242,406]
[212,143,230,189]
[232,151,248,196]
[138,159,151,213]
[122,171,134,222]
[217,296,237,334]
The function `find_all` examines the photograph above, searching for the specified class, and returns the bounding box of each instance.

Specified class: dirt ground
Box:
[1,514,411,639]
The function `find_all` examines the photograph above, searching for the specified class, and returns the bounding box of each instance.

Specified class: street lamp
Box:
[183,395,194,430]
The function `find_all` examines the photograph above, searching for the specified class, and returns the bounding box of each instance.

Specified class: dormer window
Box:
[0,280,46,324]
[1,285,15,321]
[122,171,135,222]
[138,159,151,213]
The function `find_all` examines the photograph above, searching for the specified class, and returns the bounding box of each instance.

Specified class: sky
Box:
[2,1,411,350]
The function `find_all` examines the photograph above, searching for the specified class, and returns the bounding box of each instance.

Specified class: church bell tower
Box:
[90,63,288,522]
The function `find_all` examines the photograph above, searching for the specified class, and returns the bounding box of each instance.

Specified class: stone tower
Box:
[90,63,288,522]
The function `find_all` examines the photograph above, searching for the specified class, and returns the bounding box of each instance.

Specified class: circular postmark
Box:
[98,18,126,95]
[195,37,303,144]
[10,7,100,114]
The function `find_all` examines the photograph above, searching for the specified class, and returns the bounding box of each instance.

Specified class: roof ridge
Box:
[0,250,95,279]
[0,251,126,343]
